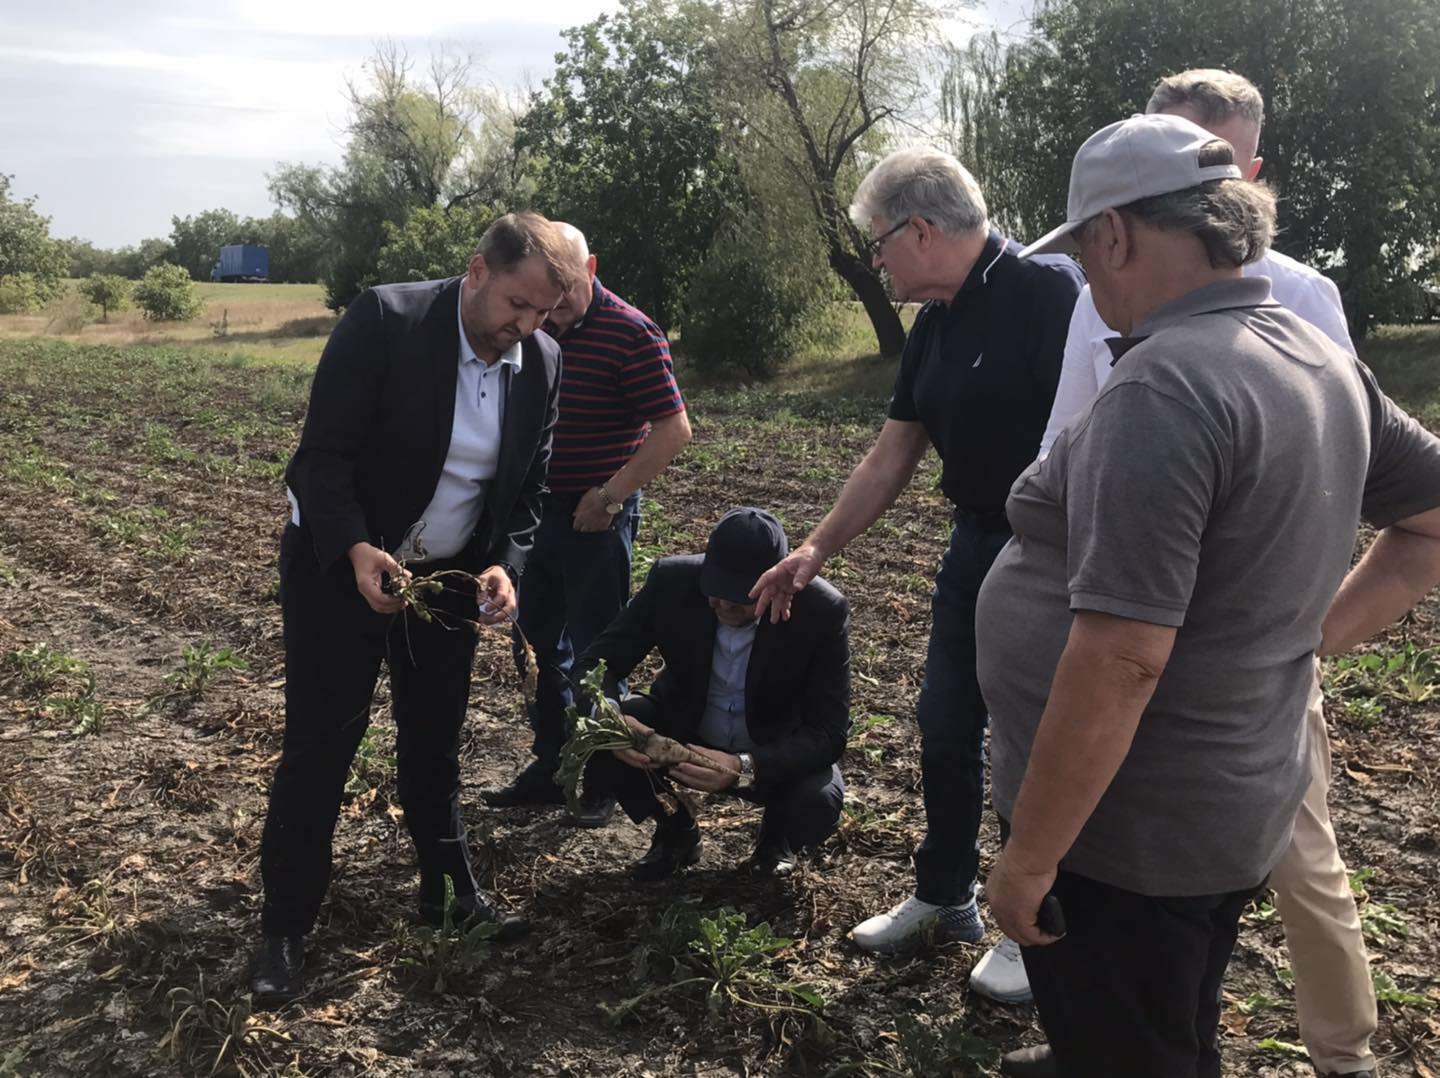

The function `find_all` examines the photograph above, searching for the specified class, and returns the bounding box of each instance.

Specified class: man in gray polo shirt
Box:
[977,113,1440,1077]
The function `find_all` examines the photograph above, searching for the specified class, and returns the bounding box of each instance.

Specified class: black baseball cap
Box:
[700,507,789,605]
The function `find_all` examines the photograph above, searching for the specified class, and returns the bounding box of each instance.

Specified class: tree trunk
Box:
[830,249,907,357]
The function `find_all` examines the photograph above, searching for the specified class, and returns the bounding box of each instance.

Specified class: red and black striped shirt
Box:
[547,279,686,494]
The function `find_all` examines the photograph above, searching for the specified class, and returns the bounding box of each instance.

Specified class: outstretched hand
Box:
[750,545,824,623]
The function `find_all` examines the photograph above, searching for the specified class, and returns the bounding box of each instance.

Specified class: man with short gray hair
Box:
[752,146,1083,952]
[979,112,1440,1077]
[975,69,1378,1078]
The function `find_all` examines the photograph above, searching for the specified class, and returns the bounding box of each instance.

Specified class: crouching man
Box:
[576,508,849,878]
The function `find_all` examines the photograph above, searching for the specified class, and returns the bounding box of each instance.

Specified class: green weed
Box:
[344,728,396,799]
[602,904,825,1031]
[894,1013,997,1076]
[162,642,247,697]
[398,875,501,995]
[1371,969,1435,1010]
[2,643,88,695]
[848,713,896,765]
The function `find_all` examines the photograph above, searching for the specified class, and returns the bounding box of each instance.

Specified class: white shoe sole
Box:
[969,981,1034,1004]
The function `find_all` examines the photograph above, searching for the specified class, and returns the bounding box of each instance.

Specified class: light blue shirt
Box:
[697,620,758,752]
[396,284,522,562]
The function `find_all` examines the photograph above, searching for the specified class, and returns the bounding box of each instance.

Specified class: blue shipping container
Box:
[217,244,270,281]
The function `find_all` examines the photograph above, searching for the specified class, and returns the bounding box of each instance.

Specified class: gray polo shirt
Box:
[977,276,1440,896]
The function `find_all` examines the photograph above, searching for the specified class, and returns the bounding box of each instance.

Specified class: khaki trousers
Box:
[1269,668,1379,1074]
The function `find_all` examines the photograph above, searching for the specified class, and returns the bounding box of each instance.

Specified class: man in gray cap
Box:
[975,112,1440,1076]
[575,508,850,879]
[974,70,1381,1078]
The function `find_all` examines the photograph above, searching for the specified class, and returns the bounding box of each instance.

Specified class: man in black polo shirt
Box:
[753,146,1082,953]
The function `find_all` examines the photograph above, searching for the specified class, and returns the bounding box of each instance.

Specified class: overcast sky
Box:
[2,0,1030,248]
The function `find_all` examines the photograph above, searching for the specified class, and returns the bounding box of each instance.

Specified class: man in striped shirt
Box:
[483,224,692,820]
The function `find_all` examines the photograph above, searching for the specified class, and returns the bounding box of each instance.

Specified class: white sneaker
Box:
[969,936,1033,1003]
[850,895,984,953]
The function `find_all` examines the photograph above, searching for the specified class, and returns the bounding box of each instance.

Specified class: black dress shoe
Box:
[250,934,304,1005]
[480,766,565,808]
[569,791,617,828]
[418,890,531,942]
[744,840,796,877]
[631,822,702,882]
[1000,1044,1061,1077]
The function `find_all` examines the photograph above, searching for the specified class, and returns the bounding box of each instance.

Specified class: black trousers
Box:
[585,695,845,852]
[913,511,1011,906]
[260,524,483,937]
[1019,866,1263,1077]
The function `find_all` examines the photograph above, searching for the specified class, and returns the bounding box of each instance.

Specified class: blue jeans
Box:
[913,512,1012,907]
[515,493,640,773]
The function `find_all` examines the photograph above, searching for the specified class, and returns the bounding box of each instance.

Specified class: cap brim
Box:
[700,560,759,605]
[1019,220,1083,259]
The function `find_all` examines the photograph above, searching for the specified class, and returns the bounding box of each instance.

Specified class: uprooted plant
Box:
[554,662,738,815]
[601,904,826,1046]
[382,566,538,704]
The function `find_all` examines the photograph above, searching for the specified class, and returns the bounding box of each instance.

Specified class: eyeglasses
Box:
[866,217,913,258]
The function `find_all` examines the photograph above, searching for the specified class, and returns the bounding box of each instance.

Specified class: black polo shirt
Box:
[889,229,1084,512]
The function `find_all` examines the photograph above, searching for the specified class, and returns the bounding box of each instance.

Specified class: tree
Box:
[111,238,174,280]
[0,174,68,312]
[947,0,1440,336]
[711,0,950,357]
[683,209,838,377]
[169,208,243,281]
[373,204,494,284]
[133,264,202,321]
[516,0,744,331]
[272,43,519,308]
[80,274,131,321]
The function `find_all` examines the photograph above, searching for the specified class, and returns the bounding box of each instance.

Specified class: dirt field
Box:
[0,335,1437,1077]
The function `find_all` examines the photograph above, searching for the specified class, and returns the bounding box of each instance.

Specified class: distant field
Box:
[0,281,334,367]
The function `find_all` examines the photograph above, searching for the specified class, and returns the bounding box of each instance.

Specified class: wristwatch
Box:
[598,482,625,516]
[736,752,755,789]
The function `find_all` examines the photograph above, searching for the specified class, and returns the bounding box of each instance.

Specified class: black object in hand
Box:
[380,571,395,595]
[1037,893,1067,938]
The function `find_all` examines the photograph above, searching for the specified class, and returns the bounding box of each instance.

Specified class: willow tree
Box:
[715,0,953,357]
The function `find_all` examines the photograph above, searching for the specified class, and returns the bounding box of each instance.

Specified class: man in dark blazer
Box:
[251,212,578,1003]
[577,508,850,879]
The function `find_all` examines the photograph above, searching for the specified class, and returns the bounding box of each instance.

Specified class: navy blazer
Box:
[576,555,851,788]
[285,276,562,575]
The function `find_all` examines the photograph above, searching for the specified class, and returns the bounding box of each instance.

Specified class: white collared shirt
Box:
[1038,250,1356,458]
[697,619,759,752]
[396,284,523,561]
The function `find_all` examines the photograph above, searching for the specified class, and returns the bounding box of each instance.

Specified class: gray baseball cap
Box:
[1019,113,1243,259]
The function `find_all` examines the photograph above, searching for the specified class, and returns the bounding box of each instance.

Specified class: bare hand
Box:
[750,544,824,624]
[349,542,407,614]
[474,566,517,625]
[572,488,616,533]
[613,712,656,770]
[988,847,1063,948]
[671,745,741,793]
